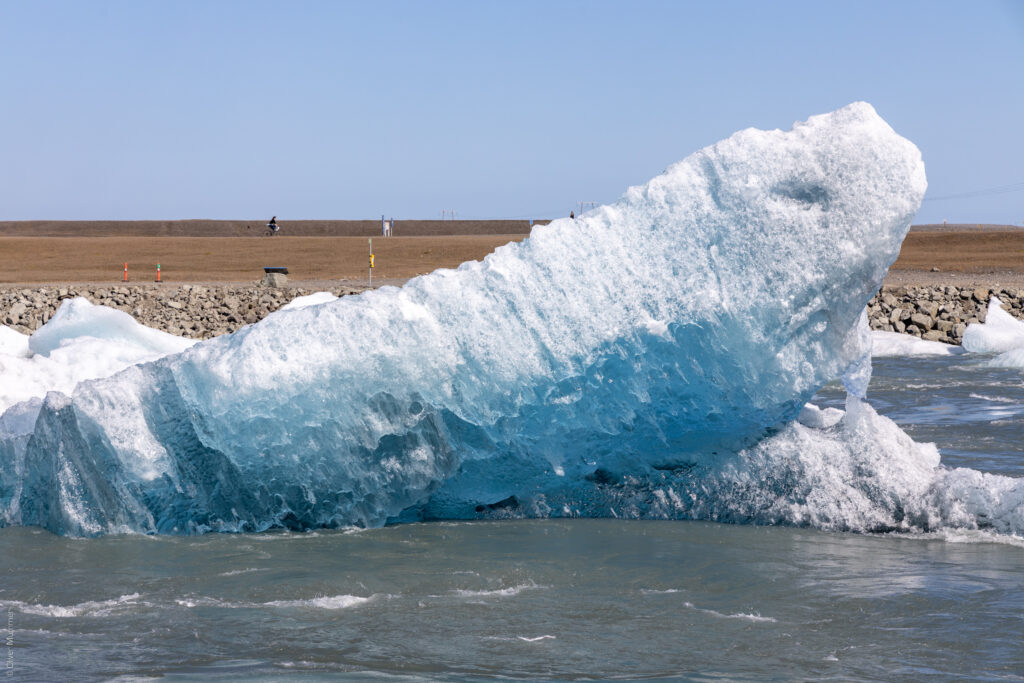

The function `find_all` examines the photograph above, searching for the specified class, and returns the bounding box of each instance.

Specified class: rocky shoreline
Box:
[0,282,1018,345]
[0,282,368,339]
[866,284,1015,344]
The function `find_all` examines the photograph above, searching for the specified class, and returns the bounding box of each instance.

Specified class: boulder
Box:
[261,273,288,288]
[909,313,934,330]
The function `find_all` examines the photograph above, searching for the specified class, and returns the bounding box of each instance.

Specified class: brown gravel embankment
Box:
[866,285,1016,344]
[0,283,368,339]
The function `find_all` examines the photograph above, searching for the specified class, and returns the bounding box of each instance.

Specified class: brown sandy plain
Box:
[0,221,1022,287]
[0,235,526,285]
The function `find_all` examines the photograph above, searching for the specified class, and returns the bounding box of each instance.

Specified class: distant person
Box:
[268,216,280,234]
[570,210,575,219]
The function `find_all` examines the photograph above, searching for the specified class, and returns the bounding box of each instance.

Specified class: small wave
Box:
[640,588,682,595]
[897,528,1024,549]
[176,593,378,610]
[247,531,322,542]
[968,393,1018,404]
[6,593,142,618]
[264,594,375,609]
[175,596,230,608]
[218,568,265,577]
[482,634,557,643]
[684,601,777,623]
[446,582,544,599]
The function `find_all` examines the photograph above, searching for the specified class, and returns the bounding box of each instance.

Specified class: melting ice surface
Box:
[1,102,1021,538]
[0,299,195,416]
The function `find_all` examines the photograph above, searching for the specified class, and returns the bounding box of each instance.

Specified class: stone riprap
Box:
[0,283,1016,347]
[0,283,367,339]
[866,284,1017,344]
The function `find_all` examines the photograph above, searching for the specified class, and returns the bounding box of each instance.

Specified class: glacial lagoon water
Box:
[2,354,1023,682]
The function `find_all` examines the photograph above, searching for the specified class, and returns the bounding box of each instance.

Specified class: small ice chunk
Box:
[870,331,964,357]
[962,297,1024,354]
[797,403,844,429]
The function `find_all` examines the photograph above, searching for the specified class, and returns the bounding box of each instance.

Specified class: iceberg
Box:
[6,101,994,537]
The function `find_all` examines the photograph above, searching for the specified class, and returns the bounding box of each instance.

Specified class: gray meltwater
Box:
[2,354,1023,682]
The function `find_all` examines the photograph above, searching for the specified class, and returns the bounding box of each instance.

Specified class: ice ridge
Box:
[0,102,961,536]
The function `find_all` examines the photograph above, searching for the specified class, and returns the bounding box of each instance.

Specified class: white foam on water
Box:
[175,596,229,608]
[176,593,378,610]
[683,601,777,623]
[968,393,1018,404]
[264,594,376,610]
[218,568,265,577]
[885,527,1024,549]
[4,592,143,618]
[446,582,544,599]
[246,531,323,542]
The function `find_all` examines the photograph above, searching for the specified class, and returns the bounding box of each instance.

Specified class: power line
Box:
[923,181,1024,202]
[454,206,580,220]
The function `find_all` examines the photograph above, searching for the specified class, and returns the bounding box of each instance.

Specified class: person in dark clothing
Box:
[268,216,279,233]
[570,211,575,219]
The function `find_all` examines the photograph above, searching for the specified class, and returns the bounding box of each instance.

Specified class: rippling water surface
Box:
[2,355,1023,681]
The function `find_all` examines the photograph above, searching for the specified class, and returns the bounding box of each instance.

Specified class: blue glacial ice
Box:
[2,102,1021,537]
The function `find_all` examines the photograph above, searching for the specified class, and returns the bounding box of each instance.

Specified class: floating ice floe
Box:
[961,297,1024,367]
[870,330,965,358]
[3,102,1021,538]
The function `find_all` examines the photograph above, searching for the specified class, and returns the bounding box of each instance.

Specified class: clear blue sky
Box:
[1,0,1021,223]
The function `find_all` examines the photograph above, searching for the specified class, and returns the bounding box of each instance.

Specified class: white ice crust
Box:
[278,292,339,311]
[0,299,195,416]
